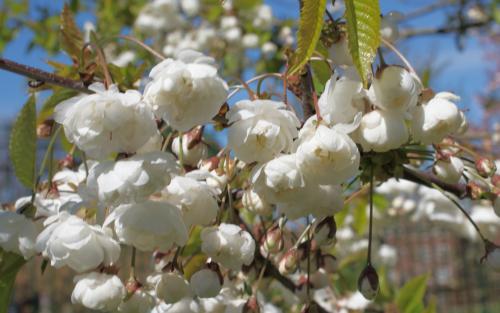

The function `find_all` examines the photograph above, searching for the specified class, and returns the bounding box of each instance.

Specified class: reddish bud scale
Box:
[475,157,497,178]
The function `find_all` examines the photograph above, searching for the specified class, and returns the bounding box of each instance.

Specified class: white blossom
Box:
[144,50,228,131]
[433,156,464,184]
[251,154,305,205]
[412,92,463,144]
[171,134,208,167]
[181,0,200,16]
[296,124,360,185]
[328,34,354,67]
[36,212,120,273]
[0,210,37,259]
[163,176,219,227]
[277,183,344,220]
[135,0,184,35]
[117,289,155,313]
[54,83,157,159]
[354,109,409,152]
[227,100,300,163]
[380,12,402,42]
[261,42,278,57]
[371,66,422,115]
[318,70,364,126]
[190,268,222,298]
[252,5,273,30]
[242,33,260,48]
[83,152,178,208]
[150,272,192,304]
[242,188,273,216]
[152,297,201,313]
[104,200,188,251]
[201,223,255,270]
[71,272,125,311]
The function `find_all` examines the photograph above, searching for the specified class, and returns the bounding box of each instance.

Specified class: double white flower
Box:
[71,272,125,311]
[201,223,255,270]
[296,122,360,185]
[144,50,228,131]
[105,200,188,252]
[83,151,179,208]
[0,210,37,259]
[227,99,300,163]
[36,212,120,272]
[412,92,463,144]
[55,83,157,160]
[162,175,219,227]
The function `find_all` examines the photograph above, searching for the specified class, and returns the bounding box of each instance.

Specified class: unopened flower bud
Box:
[476,157,497,178]
[260,225,284,256]
[314,216,337,246]
[467,180,490,200]
[124,278,142,301]
[198,155,221,172]
[357,264,379,300]
[279,248,301,275]
[37,119,54,138]
[190,262,223,298]
[58,154,75,169]
[243,296,260,313]
[491,175,500,189]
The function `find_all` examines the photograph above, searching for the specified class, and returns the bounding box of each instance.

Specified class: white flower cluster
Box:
[3,3,497,310]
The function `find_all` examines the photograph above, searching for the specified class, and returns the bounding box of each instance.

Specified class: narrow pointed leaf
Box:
[345,0,381,87]
[288,0,327,75]
[0,251,26,313]
[9,95,37,189]
[60,3,83,60]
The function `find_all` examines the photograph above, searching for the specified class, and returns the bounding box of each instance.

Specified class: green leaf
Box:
[37,88,79,124]
[183,254,208,281]
[395,274,429,313]
[0,250,26,313]
[9,95,37,189]
[423,296,437,313]
[60,3,83,60]
[352,199,367,235]
[344,0,381,87]
[288,0,327,75]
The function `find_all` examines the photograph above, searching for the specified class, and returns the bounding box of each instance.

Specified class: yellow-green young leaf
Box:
[344,0,381,87]
[395,274,429,313]
[0,251,26,313]
[60,3,83,60]
[288,0,327,75]
[9,96,37,189]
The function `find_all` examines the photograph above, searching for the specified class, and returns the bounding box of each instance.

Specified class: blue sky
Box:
[0,0,494,124]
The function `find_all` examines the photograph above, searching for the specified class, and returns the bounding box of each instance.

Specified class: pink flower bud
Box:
[279,248,301,275]
[475,157,497,178]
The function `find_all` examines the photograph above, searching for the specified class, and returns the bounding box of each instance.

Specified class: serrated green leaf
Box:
[395,274,429,313]
[37,89,79,124]
[60,3,83,60]
[344,0,381,87]
[288,0,327,75]
[9,95,37,189]
[0,250,26,313]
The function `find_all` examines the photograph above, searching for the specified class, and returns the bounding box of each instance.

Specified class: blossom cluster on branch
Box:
[1,1,500,313]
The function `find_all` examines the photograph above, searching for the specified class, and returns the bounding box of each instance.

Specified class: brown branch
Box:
[398,0,456,20]
[400,20,492,38]
[0,57,90,94]
[402,167,467,199]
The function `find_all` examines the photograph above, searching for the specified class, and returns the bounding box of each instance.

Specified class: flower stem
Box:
[367,165,374,264]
